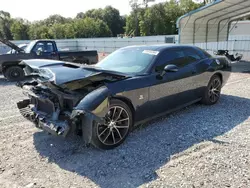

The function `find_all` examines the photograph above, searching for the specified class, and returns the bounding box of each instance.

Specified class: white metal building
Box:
[177,0,250,44]
[229,20,250,35]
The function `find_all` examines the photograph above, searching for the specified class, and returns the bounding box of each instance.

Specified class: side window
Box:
[201,49,212,58]
[32,42,55,54]
[32,42,45,53]
[44,42,54,53]
[155,49,185,72]
[183,48,202,64]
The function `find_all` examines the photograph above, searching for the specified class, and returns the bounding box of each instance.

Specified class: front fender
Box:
[71,86,110,145]
[72,86,110,118]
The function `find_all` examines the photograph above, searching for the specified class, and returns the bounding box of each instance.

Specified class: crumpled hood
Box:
[21,59,128,87]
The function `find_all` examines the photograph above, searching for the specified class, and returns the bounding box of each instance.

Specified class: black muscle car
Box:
[17,44,231,149]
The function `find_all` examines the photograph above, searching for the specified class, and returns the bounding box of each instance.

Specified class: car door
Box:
[149,48,199,116]
[182,47,208,98]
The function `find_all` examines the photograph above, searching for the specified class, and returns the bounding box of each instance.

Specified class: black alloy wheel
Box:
[91,99,132,149]
[202,75,222,105]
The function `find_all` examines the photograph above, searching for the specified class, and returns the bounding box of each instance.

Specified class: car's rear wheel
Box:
[201,75,222,105]
[4,66,25,81]
[91,99,133,150]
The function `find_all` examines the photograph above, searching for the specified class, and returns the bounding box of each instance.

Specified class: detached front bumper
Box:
[17,99,105,145]
[17,99,71,137]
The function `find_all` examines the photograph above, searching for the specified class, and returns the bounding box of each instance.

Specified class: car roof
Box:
[122,44,198,52]
[33,39,55,43]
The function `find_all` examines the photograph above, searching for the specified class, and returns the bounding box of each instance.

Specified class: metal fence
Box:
[1,35,250,60]
[194,40,250,60]
[0,35,177,54]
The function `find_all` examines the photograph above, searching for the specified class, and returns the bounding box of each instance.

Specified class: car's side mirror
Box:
[164,64,178,72]
[158,64,178,79]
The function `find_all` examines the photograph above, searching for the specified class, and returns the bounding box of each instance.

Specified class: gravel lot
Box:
[0,61,249,188]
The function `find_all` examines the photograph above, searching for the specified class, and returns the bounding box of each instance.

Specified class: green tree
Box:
[102,6,125,36]
[139,9,152,36]
[0,11,13,39]
[64,23,76,39]
[125,7,145,36]
[48,23,66,39]
[76,6,125,36]
[179,0,203,13]
[43,14,69,25]
[77,8,103,20]
[48,23,76,39]
[28,22,50,39]
[164,0,183,34]
[128,0,202,36]
[11,18,29,40]
[1,2,204,40]
[74,17,111,38]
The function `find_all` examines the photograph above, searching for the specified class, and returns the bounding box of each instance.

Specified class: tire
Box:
[91,99,133,150]
[4,66,25,81]
[201,75,222,105]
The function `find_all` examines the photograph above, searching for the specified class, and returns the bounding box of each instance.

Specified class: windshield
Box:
[95,47,158,74]
[25,41,36,53]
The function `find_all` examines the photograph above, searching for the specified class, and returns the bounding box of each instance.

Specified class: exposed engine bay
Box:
[16,59,128,143]
[17,80,101,137]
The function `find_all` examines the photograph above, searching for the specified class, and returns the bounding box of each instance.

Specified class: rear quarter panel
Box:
[194,57,231,89]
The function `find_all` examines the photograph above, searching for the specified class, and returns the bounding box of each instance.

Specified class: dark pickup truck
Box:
[0,39,98,81]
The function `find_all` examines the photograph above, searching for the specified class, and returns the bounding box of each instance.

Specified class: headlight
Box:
[39,68,54,80]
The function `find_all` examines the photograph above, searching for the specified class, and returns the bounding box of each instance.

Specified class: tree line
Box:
[0,0,204,40]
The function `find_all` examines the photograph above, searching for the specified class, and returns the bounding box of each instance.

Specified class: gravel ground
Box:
[0,61,249,188]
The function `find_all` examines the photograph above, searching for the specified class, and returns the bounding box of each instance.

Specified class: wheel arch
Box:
[213,72,223,83]
[111,96,135,124]
[2,61,23,72]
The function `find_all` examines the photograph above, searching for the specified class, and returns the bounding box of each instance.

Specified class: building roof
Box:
[176,0,250,44]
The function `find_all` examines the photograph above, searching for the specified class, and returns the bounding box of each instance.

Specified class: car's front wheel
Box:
[91,99,133,150]
[201,75,222,105]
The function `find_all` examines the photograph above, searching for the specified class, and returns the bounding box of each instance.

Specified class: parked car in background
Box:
[17,44,231,149]
[0,38,98,81]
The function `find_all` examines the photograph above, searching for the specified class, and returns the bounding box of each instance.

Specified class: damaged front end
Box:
[17,81,78,137]
[16,59,128,144]
[17,80,110,144]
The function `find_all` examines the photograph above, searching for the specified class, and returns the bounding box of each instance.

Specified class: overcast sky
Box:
[2,0,167,21]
